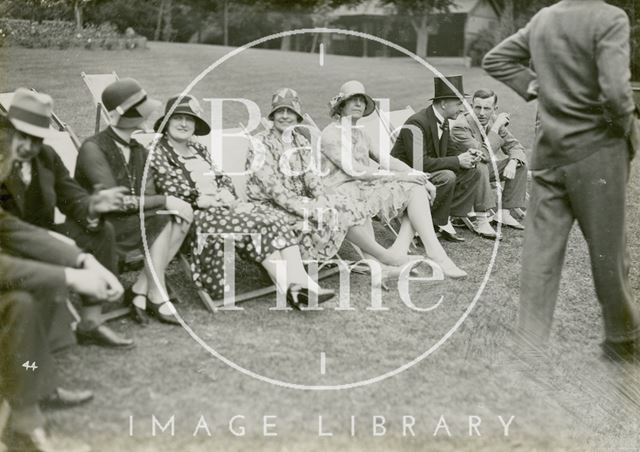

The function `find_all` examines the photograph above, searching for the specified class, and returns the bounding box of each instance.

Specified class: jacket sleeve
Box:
[499,127,528,164]
[482,19,538,102]
[596,10,635,135]
[0,213,81,267]
[0,254,69,298]
[396,119,460,173]
[49,148,93,225]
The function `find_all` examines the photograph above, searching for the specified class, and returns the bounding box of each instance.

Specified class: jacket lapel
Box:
[33,156,56,213]
[425,106,442,157]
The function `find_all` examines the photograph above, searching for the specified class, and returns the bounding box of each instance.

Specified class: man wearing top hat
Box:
[0,88,135,349]
[391,75,482,242]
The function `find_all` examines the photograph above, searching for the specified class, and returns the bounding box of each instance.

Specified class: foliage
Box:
[466,28,497,67]
[0,18,146,50]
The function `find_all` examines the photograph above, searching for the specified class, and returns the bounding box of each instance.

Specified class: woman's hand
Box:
[166,196,194,224]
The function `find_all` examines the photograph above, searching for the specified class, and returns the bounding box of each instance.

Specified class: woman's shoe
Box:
[431,256,467,280]
[286,285,336,310]
[146,300,180,325]
[124,287,149,325]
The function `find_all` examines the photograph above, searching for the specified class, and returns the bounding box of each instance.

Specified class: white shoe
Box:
[494,210,525,230]
[476,216,499,239]
[431,256,467,279]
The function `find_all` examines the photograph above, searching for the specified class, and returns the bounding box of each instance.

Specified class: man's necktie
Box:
[12,161,31,187]
[439,119,450,155]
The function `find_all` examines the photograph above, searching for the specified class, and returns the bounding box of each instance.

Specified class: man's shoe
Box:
[601,340,638,363]
[41,388,94,409]
[76,325,135,349]
[475,217,500,240]
[493,211,525,230]
[438,228,465,242]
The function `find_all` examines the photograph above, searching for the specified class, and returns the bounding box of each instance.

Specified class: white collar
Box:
[433,107,445,125]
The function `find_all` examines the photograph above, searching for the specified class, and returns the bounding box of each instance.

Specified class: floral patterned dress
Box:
[245,128,370,260]
[320,121,415,221]
[151,136,298,300]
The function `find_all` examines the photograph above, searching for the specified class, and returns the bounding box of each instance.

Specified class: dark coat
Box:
[0,144,92,230]
[391,105,462,173]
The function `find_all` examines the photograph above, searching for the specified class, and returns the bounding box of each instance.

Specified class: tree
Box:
[382,0,454,58]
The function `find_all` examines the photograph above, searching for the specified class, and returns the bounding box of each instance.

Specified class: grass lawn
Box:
[2,41,640,452]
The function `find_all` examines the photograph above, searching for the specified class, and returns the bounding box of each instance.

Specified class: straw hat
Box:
[329,80,376,118]
[7,88,54,138]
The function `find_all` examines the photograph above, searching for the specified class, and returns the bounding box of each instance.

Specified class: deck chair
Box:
[81,71,118,134]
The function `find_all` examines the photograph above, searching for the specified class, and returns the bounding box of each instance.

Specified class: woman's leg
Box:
[260,247,321,293]
[388,216,416,256]
[345,222,411,266]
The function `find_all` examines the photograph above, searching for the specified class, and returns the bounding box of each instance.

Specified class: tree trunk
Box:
[280,34,292,51]
[412,16,429,58]
[154,0,164,41]
[162,0,173,41]
[73,0,83,30]
[499,0,515,41]
[223,0,229,46]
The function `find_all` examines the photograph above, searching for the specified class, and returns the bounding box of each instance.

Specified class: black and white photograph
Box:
[0,0,639,450]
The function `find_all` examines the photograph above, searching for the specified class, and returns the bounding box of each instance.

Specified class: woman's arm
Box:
[320,127,383,181]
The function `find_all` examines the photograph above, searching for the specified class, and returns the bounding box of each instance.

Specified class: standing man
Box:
[0,88,134,348]
[483,0,639,360]
[449,88,528,231]
[392,75,482,242]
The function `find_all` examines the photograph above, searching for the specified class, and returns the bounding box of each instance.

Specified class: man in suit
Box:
[391,75,482,242]
[449,88,528,231]
[0,114,122,451]
[0,88,134,348]
[483,0,639,360]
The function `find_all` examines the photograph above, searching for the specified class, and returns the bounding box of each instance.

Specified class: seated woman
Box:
[150,94,335,308]
[76,78,192,325]
[320,80,467,279]
[246,88,413,267]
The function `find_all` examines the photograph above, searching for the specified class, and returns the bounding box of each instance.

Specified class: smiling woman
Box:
[320,80,467,279]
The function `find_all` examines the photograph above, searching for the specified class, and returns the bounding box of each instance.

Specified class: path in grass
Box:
[2,43,639,451]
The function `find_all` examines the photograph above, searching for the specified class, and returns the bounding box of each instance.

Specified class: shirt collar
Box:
[433,107,445,125]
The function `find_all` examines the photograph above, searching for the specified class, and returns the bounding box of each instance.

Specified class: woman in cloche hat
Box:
[320,80,467,279]
[246,87,418,268]
[151,94,335,308]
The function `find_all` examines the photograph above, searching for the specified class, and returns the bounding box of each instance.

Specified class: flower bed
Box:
[0,18,147,50]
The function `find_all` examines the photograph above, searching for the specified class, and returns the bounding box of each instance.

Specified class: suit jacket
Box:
[0,144,93,230]
[391,105,461,173]
[482,0,635,169]
[449,113,528,164]
[0,209,80,297]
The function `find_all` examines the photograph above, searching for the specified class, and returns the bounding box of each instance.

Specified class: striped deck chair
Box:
[81,71,119,134]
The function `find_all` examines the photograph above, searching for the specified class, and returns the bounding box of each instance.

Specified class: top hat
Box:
[329,80,376,118]
[102,78,161,129]
[268,88,304,122]
[7,88,54,139]
[154,94,211,136]
[431,75,468,101]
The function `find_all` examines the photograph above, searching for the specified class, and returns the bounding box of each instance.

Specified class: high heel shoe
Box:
[286,285,336,310]
[431,257,467,280]
[146,300,180,325]
[124,287,149,325]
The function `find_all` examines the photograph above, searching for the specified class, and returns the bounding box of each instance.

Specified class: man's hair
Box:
[472,89,498,106]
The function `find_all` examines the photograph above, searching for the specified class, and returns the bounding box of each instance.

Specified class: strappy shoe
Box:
[124,287,149,325]
[286,285,336,310]
[146,300,180,325]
